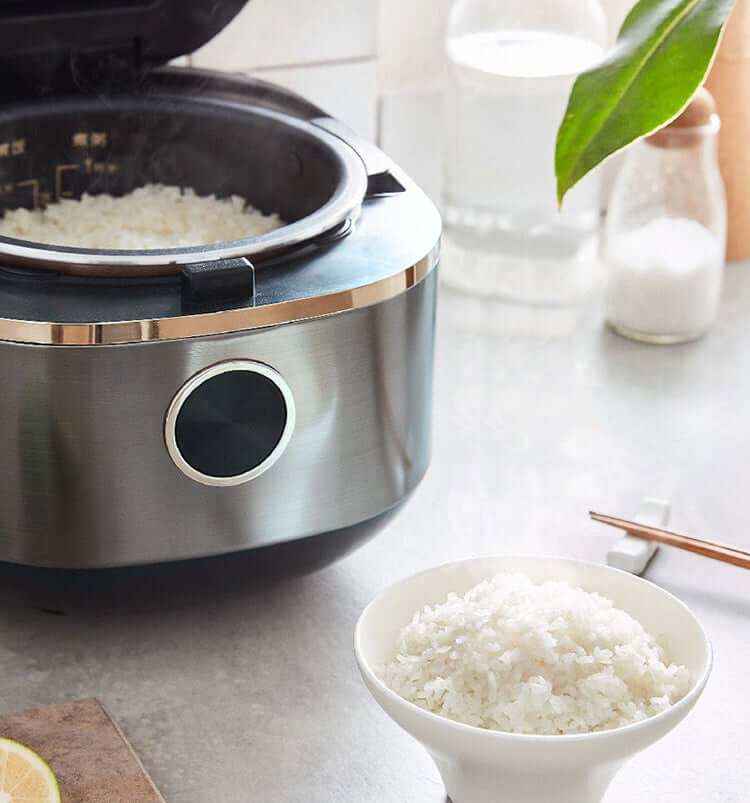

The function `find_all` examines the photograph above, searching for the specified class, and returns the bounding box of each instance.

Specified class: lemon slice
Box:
[0,738,60,803]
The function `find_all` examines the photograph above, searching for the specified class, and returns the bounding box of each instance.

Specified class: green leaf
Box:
[555,0,734,206]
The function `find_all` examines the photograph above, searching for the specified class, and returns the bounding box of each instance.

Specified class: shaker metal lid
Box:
[0,0,249,96]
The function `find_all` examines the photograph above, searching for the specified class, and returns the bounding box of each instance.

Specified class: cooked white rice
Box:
[381,573,691,735]
[0,184,284,249]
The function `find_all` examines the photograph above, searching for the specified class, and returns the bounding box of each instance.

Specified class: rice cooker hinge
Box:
[69,40,147,93]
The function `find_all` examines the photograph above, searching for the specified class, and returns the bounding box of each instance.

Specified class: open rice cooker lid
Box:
[0,0,250,96]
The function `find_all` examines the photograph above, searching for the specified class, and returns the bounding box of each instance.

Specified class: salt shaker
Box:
[604,88,727,343]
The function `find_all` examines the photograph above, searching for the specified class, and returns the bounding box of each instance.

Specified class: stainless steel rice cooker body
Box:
[0,19,440,567]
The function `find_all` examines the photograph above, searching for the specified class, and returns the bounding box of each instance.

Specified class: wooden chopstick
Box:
[589,511,750,570]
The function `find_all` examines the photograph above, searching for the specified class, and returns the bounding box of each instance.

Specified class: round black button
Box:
[167,363,293,483]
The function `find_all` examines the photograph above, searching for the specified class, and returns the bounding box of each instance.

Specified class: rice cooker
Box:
[0,1,440,568]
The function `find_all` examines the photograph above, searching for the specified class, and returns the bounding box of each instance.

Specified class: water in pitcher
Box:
[441,30,605,303]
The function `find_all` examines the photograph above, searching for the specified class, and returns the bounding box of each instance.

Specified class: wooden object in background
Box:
[0,698,165,803]
[705,0,750,261]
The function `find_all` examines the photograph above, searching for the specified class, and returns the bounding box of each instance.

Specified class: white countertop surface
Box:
[0,272,747,802]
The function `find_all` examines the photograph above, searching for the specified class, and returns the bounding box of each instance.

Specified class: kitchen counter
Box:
[0,270,748,802]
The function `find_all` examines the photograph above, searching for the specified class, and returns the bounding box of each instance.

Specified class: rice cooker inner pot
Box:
[0,82,369,275]
[0,1,369,276]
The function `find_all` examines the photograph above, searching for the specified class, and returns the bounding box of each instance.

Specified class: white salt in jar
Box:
[605,88,727,343]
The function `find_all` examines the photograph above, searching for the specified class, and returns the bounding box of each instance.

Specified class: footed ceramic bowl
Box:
[354,555,712,803]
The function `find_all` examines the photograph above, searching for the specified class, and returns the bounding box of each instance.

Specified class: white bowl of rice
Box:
[354,555,711,803]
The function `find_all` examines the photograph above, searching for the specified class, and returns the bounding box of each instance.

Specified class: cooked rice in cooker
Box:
[381,573,691,735]
[0,184,284,250]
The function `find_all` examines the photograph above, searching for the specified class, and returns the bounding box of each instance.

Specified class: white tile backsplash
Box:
[251,59,377,139]
[192,0,377,72]
[185,0,378,145]
[377,0,452,94]
[379,89,443,204]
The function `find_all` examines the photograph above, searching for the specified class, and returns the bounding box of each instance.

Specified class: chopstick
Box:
[589,511,750,570]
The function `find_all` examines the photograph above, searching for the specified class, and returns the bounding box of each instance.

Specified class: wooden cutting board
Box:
[0,698,165,802]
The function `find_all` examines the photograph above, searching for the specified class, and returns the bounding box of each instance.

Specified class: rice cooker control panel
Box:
[165,360,295,486]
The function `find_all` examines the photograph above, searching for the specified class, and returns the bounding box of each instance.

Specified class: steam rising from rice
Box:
[381,573,691,735]
[0,184,284,250]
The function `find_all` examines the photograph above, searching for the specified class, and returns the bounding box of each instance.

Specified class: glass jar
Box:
[604,88,727,343]
[440,0,607,304]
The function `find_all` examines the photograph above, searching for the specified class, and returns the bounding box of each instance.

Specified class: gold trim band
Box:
[0,245,438,346]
